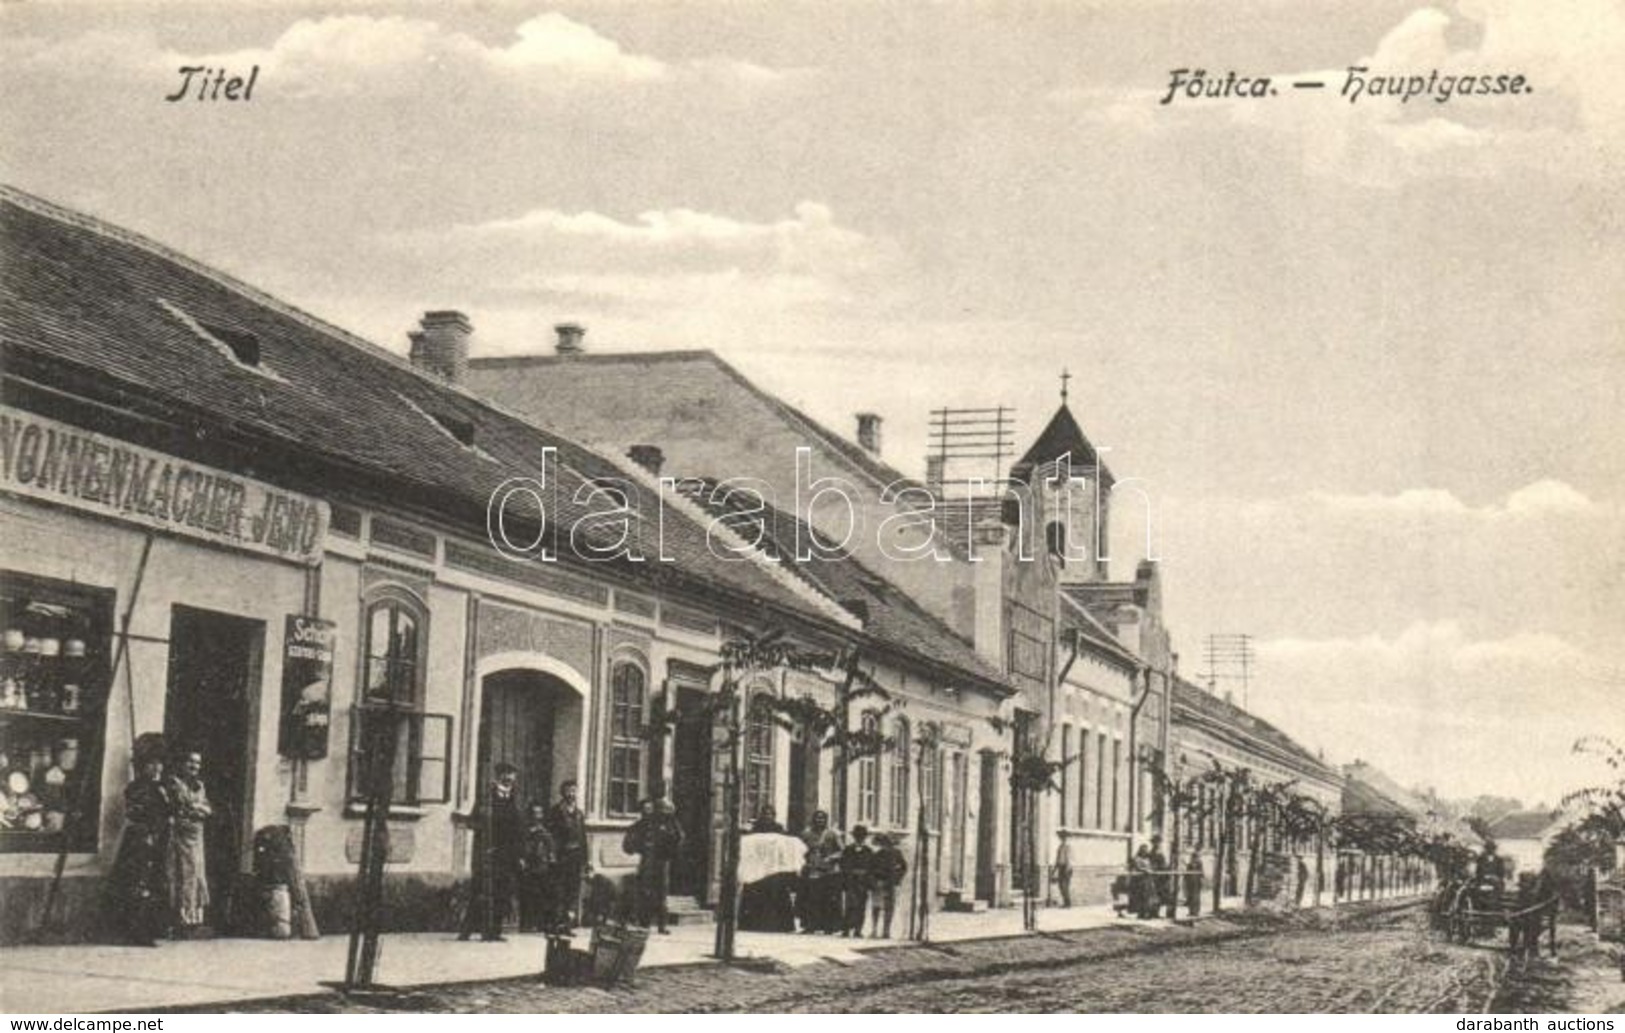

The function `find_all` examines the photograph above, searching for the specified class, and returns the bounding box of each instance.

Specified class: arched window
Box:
[1045,520,1067,560]
[889,718,910,827]
[607,661,647,816]
[855,712,880,825]
[364,596,421,706]
[349,588,450,806]
[743,692,776,822]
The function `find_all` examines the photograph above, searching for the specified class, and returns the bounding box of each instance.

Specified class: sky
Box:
[2,0,1620,807]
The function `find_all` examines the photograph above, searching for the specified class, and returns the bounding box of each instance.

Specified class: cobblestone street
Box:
[181,900,1547,1014]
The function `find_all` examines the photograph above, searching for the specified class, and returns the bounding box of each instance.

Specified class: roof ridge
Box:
[592,450,862,631]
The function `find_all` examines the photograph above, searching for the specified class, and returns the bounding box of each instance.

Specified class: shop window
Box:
[855,712,880,825]
[742,692,775,823]
[347,590,451,807]
[606,662,646,816]
[888,718,910,827]
[1,572,113,853]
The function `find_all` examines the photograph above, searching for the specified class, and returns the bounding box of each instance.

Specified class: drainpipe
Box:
[1125,663,1158,865]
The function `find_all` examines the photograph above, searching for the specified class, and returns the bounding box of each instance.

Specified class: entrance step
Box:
[941,893,989,913]
[664,897,715,926]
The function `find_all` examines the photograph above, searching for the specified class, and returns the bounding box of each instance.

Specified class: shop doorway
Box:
[786,730,821,834]
[976,750,1000,902]
[477,669,581,812]
[163,605,265,934]
[669,686,711,899]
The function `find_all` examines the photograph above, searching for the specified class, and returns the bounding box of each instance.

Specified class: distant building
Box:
[1486,809,1565,875]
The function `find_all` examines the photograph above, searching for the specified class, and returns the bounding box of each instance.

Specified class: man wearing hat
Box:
[459,761,524,941]
[108,733,172,945]
[839,824,876,938]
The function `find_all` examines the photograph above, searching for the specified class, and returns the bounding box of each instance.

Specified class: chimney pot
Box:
[855,412,882,455]
[409,310,472,384]
[555,322,586,356]
[628,444,664,476]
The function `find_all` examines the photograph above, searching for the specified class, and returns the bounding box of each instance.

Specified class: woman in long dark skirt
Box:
[108,734,172,946]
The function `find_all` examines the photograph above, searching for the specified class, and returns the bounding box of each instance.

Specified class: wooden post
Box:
[344,704,399,989]
[712,692,742,961]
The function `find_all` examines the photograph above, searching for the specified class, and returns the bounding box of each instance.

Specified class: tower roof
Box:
[1016,403,1115,486]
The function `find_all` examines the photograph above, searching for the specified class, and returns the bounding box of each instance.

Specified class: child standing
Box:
[518,801,556,933]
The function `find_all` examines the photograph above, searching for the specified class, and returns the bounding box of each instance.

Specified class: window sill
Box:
[1058,827,1130,840]
[343,802,432,821]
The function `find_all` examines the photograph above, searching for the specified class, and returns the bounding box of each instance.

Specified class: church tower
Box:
[1010,372,1114,583]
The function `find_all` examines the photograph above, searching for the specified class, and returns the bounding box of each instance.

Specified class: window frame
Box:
[606,659,649,818]
[742,688,777,824]
[347,586,451,808]
[888,718,911,828]
[855,711,880,825]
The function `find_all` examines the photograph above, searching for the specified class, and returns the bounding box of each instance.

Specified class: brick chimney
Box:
[554,322,586,356]
[408,310,472,384]
[628,444,664,476]
[855,412,882,455]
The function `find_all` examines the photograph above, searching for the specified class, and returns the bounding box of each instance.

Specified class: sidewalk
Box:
[3,901,1167,1014]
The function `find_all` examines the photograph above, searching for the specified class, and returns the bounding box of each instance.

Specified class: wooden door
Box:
[976,750,1000,901]
[478,671,556,811]
[164,605,264,932]
[670,686,712,898]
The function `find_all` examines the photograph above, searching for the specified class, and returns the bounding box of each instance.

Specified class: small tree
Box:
[673,628,891,961]
[908,721,942,942]
[1198,761,1256,912]
[1143,752,1221,914]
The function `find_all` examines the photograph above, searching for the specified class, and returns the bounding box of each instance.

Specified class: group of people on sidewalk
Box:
[1121,836,1203,920]
[107,733,217,945]
[458,766,588,942]
[740,808,909,939]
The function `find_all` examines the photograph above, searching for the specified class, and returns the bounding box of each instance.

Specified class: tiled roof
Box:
[0,186,863,628]
[1172,676,1339,785]
[1487,809,1563,841]
[671,478,1011,697]
[1340,762,1429,818]
[469,349,929,494]
[1057,594,1141,669]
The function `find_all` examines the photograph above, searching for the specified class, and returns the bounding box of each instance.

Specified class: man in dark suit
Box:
[547,779,588,930]
[460,762,524,942]
[624,788,684,933]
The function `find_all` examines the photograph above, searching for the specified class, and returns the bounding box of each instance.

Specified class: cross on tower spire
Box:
[1060,368,1071,404]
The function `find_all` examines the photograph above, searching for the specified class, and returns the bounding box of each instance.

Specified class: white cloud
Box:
[1250,621,1624,802]
[485,13,664,80]
[360,199,911,356]
[1305,479,1598,520]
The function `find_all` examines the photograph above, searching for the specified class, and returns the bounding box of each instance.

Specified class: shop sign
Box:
[279,615,336,760]
[0,406,327,565]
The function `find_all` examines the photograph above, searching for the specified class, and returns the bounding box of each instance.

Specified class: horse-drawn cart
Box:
[1434,876,1558,958]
